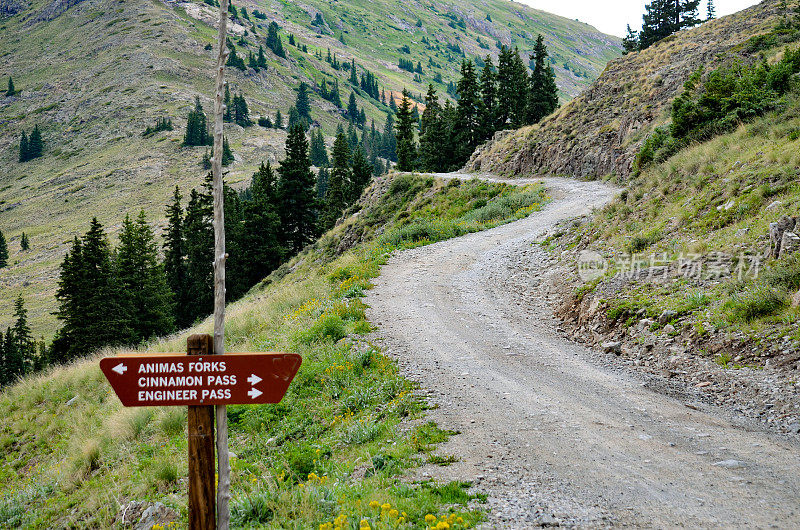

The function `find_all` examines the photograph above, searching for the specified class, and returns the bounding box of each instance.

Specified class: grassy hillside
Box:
[466,0,793,179]
[0,173,548,528]
[566,95,800,365]
[0,0,618,338]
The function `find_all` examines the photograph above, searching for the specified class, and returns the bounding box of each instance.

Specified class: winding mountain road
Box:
[366,175,800,528]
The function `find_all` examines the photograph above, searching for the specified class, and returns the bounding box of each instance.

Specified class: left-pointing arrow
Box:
[248,388,263,399]
[112,363,127,375]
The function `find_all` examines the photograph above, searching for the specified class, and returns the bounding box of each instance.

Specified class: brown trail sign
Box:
[100,334,301,529]
[100,351,302,407]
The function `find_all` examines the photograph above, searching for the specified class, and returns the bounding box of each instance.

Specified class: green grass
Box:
[575,78,800,349]
[0,174,547,528]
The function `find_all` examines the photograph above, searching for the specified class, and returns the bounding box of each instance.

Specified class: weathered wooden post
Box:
[211,0,231,526]
[187,334,216,530]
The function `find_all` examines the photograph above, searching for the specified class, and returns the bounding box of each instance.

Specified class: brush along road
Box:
[367,175,800,528]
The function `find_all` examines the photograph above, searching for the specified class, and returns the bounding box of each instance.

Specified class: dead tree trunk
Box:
[211,0,231,527]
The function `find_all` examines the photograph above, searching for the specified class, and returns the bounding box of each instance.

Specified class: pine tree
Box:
[163,187,191,329]
[528,35,559,124]
[5,77,15,97]
[0,227,7,268]
[296,82,312,124]
[496,46,515,128]
[622,25,640,54]
[455,60,480,162]
[240,162,284,287]
[347,92,358,123]
[321,131,351,230]
[419,85,446,172]
[347,122,359,152]
[395,89,417,171]
[222,137,234,166]
[183,182,214,324]
[350,146,372,203]
[266,21,286,58]
[20,232,29,251]
[116,212,175,342]
[316,166,330,199]
[224,85,232,122]
[18,130,29,162]
[309,129,329,167]
[234,93,251,127]
[349,59,358,85]
[27,125,43,159]
[11,296,34,376]
[257,45,268,68]
[439,99,459,171]
[0,329,6,386]
[478,56,498,141]
[275,110,284,128]
[184,97,210,146]
[52,219,131,362]
[226,46,247,70]
[510,50,529,127]
[638,0,702,50]
[276,124,319,253]
[222,184,246,300]
[382,113,397,162]
[706,0,716,20]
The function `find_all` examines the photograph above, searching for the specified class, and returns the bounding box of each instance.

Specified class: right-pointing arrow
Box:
[248,388,263,400]
[247,374,262,385]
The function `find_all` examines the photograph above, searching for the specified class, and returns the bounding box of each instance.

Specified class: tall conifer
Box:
[528,35,559,124]
[276,124,318,253]
[321,131,351,230]
[117,212,175,342]
[0,228,7,268]
[395,89,417,171]
[163,187,190,328]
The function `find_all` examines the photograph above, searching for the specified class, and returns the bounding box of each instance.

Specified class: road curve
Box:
[366,175,800,528]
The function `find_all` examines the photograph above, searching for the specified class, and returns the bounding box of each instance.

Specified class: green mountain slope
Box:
[0,0,619,337]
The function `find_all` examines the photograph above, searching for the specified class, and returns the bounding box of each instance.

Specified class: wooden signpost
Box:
[100,334,301,529]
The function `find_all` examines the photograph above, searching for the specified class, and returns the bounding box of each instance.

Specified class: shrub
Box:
[763,253,800,290]
[154,460,178,484]
[625,230,662,253]
[339,418,383,444]
[297,313,347,344]
[159,409,185,437]
[231,489,277,525]
[725,284,787,321]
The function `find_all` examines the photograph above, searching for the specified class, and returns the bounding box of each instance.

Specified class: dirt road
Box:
[366,175,800,528]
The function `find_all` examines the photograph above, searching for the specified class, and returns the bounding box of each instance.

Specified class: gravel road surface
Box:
[366,175,800,528]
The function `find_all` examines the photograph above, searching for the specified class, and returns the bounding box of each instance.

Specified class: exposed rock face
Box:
[464,1,786,179]
[0,0,27,17]
[35,0,87,21]
[769,216,799,259]
[781,231,800,258]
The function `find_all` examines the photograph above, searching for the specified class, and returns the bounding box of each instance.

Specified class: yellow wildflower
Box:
[425,514,437,524]
[369,501,381,510]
